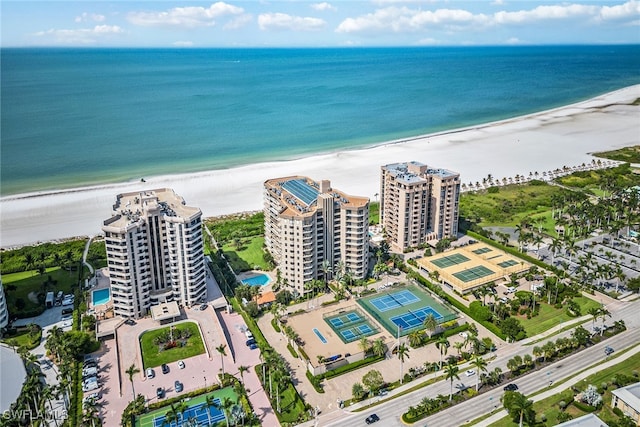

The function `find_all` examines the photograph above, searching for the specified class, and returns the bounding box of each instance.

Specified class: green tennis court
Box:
[453,265,495,283]
[431,253,470,268]
[357,284,457,337]
[472,247,493,255]
[497,259,519,268]
[135,387,237,427]
[324,308,380,344]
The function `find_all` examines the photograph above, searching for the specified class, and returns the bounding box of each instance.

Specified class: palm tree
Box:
[237,365,250,385]
[599,307,611,335]
[125,364,140,398]
[471,356,488,391]
[358,337,371,355]
[436,336,449,369]
[407,330,424,348]
[372,338,386,358]
[444,363,460,401]
[422,313,438,339]
[397,344,410,384]
[588,307,600,329]
[216,344,228,378]
[506,392,533,427]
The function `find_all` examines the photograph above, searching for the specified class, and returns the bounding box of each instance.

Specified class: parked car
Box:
[146,368,155,379]
[82,381,99,392]
[178,360,185,369]
[249,343,258,350]
[365,414,380,424]
[83,392,101,403]
[503,383,519,391]
[161,364,169,374]
[82,367,98,377]
[61,308,74,315]
[246,339,256,346]
[175,381,183,393]
[156,387,165,399]
[124,319,136,326]
[199,304,208,311]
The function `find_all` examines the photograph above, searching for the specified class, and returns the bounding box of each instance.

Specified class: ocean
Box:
[2,45,639,196]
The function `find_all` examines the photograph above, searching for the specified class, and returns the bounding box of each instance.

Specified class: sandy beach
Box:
[1,84,639,248]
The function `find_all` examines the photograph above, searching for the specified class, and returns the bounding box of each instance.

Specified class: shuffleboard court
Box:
[472,247,493,255]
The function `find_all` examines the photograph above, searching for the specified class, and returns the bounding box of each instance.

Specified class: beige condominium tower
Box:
[264,176,369,297]
[102,188,206,319]
[380,161,460,251]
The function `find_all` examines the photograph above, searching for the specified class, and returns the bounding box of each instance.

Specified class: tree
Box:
[371,338,386,358]
[500,317,525,342]
[444,363,460,401]
[358,337,371,355]
[216,344,228,377]
[599,307,611,335]
[436,336,449,369]
[238,365,249,385]
[362,370,384,397]
[422,313,438,339]
[204,395,217,426]
[397,344,410,384]
[407,330,424,348]
[471,356,488,391]
[125,364,140,398]
[351,382,365,400]
[503,391,534,427]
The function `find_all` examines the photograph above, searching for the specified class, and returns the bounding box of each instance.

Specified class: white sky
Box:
[1,0,639,47]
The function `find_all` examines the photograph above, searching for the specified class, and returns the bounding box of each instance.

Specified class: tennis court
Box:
[453,265,495,283]
[324,308,380,344]
[136,388,236,427]
[390,306,443,329]
[417,242,531,294]
[369,290,420,312]
[431,253,470,268]
[357,284,457,337]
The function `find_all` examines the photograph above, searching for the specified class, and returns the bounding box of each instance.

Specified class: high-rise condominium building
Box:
[0,280,8,331]
[102,188,206,319]
[264,176,369,296]
[380,161,460,250]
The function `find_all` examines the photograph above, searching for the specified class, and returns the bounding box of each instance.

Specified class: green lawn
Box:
[140,322,205,369]
[517,296,602,336]
[136,387,238,427]
[222,235,269,272]
[489,351,640,426]
[1,267,81,317]
[1,326,42,350]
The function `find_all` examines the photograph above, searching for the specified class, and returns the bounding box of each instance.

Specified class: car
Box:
[199,303,208,311]
[246,338,256,346]
[245,330,254,339]
[378,389,388,396]
[175,381,183,393]
[604,346,614,355]
[82,381,99,392]
[124,319,136,326]
[459,332,469,339]
[82,367,98,377]
[499,297,509,303]
[83,361,98,368]
[365,414,380,424]
[465,369,476,377]
[61,314,72,321]
[83,392,101,402]
[503,383,519,392]
[249,343,258,350]
[178,360,185,369]
[161,364,169,374]
[61,308,74,315]
[156,387,165,399]
[146,368,155,379]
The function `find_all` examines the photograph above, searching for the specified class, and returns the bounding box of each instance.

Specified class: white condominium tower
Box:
[264,177,369,297]
[380,162,460,251]
[102,188,206,319]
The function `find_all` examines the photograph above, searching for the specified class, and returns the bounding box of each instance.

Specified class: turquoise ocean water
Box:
[2,45,639,196]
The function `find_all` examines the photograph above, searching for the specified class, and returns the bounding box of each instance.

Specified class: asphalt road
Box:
[320,298,640,427]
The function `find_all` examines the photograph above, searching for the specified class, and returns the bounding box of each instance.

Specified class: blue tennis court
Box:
[152,399,225,427]
[340,324,375,341]
[329,312,361,327]
[324,308,380,344]
[390,306,443,330]
[370,290,420,312]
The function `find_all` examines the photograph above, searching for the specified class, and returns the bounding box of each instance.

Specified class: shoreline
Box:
[1,84,639,248]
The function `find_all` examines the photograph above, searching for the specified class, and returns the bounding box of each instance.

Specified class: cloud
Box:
[33,25,124,44]
[336,6,487,33]
[75,13,106,23]
[172,40,194,47]
[127,2,244,28]
[258,13,326,31]
[491,0,505,5]
[493,4,597,24]
[311,2,336,12]
[598,0,640,21]
[505,37,521,44]
[223,14,253,30]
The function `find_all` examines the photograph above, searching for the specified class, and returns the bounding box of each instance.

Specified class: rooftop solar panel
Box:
[282,179,319,206]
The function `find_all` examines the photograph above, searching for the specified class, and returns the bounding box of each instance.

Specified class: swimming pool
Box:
[92,288,111,306]
[313,328,328,344]
[241,273,271,287]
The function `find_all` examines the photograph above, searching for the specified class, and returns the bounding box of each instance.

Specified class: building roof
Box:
[612,381,640,413]
[150,301,181,321]
[555,413,609,427]
[257,291,276,306]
